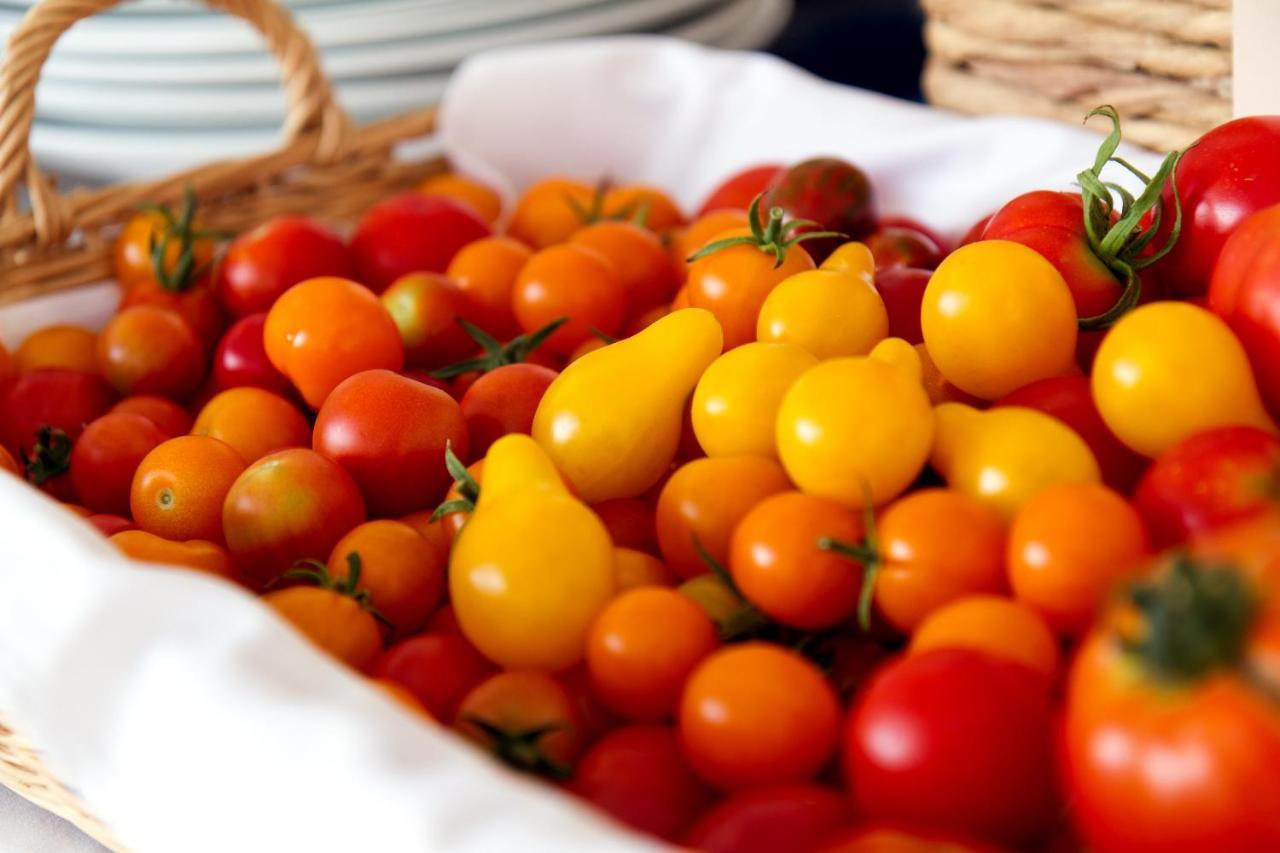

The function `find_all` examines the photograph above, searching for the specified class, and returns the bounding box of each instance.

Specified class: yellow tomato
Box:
[868,336,922,382]
[15,325,98,374]
[691,342,817,459]
[1091,302,1277,458]
[776,356,933,507]
[930,403,1100,518]
[756,243,887,358]
[921,240,1077,400]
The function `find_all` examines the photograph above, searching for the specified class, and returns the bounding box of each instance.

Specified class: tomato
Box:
[845,649,1058,846]
[1154,116,1280,298]
[109,395,191,437]
[570,220,679,316]
[0,445,20,477]
[776,356,933,507]
[88,514,135,537]
[697,164,783,216]
[418,173,503,225]
[1209,202,1280,419]
[119,280,225,353]
[679,643,840,790]
[445,236,532,340]
[603,184,685,232]
[997,374,1146,492]
[612,546,674,590]
[109,529,242,584]
[874,266,931,344]
[819,822,1009,853]
[922,241,1077,400]
[131,435,246,543]
[313,369,467,516]
[371,679,433,720]
[210,313,293,397]
[264,564,383,671]
[508,176,595,248]
[192,387,309,463]
[0,368,114,457]
[14,325,97,374]
[215,215,352,317]
[96,306,205,400]
[690,342,817,459]
[511,243,625,356]
[69,412,167,516]
[1064,520,1280,851]
[655,455,791,579]
[587,587,719,721]
[873,488,1007,634]
[865,225,944,270]
[1008,482,1151,636]
[222,448,366,588]
[1092,302,1276,458]
[729,491,865,629]
[1135,426,1280,548]
[569,725,712,843]
[458,362,556,456]
[112,198,218,292]
[455,671,585,777]
[263,276,404,409]
[349,192,490,291]
[685,784,852,853]
[383,272,481,370]
[913,344,982,406]
[327,519,445,638]
[908,595,1059,681]
[372,631,496,722]
[765,157,877,261]
[594,498,657,554]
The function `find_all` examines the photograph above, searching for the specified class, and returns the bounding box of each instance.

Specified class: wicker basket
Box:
[921,0,1233,151]
[0,0,447,846]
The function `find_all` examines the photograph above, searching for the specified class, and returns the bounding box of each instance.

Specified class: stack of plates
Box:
[0,0,792,182]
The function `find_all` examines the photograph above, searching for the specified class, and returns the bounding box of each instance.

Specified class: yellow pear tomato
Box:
[691,341,818,459]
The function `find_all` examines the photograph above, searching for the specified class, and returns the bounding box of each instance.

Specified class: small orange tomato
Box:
[568,336,607,363]
[508,176,595,248]
[511,244,625,356]
[909,595,1060,681]
[398,509,455,568]
[97,306,206,400]
[113,206,218,291]
[14,326,98,374]
[263,276,404,408]
[419,173,503,225]
[380,272,476,369]
[264,574,383,671]
[327,520,446,639]
[192,387,310,463]
[1008,482,1151,636]
[109,529,244,585]
[604,185,686,233]
[110,395,193,437]
[130,435,246,542]
[120,281,226,353]
[671,210,751,276]
[613,547,676,591]
[571,221,680,316]
[455,671,586,775]
[446,236,532,340]
[655,455,792,579]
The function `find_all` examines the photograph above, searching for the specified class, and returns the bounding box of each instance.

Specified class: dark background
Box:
[770,0,926,101]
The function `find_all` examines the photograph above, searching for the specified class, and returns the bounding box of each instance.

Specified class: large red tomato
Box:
[349,193,491,291]
[216,215,353,317]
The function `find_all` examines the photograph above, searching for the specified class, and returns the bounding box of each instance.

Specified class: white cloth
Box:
[0,36,1162,853]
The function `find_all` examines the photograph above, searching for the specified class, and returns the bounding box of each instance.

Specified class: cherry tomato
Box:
[603,184,685,233]
[110,395,192,437]
[570,220,679,316]
[690,342,817,459]
[455,671,585,777]
[120,281,225,353]
[445,236,532,340]
[112,202,218,292]
[109,529,242,584]
[418,173,503,225]
[192,387,310,463]
[680,643,840,790]
[0,445,18,477]
[0,368,114,458]
[908,595,1059,681]
[511,244,625,356]
[349,192,491,291]
[457,362,556,457]
[97,306,206,400]
[685,784,852,853]
[612,546,674,591]
[378,272,477,369]
[327,519,445,638]
[593,498,658,554]
[131,435,246,543]
[69,412,168,516]
[264,572,382,671]
[765,157,877,261]
[263,276,404,409]
[508,176,595,249]
[698,164,784,216]
[819,822,1008,853]
[865,225,944,270]
[14,325,97,374]
[216,215,352,317]
[372,631,496,722]
[671,209,751,277]
[845,649,1058,847]
[210,313,293,397]
[874,266,931,344]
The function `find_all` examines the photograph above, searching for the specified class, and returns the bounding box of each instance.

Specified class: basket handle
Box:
[0,0,353,244]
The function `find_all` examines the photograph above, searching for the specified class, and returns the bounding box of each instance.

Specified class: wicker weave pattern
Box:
[922,0,1233,151]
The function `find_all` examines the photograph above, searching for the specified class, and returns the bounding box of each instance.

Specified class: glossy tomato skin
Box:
[69,412,168,516]
[844,649,1058,847]
[371,631,496,722]
[686,235,816,351]
[96,306,206,400]
[873,266,931,344]
[313,369,467,517]
[684,783,853,853]
[349,192,491,292]
[210,313,293,396]
[698,164,784,216]
[1208,203,1280,419]
[380,272,477,369]
[1155,116,1280,298]
[110,395,192,437]
[216,216,353,317]
[765,157,877,261]
[865,225,944,270]
[0,368,115,457]
[120,282,225,353]
[1134,426,1280,548]
[459,363,557,457]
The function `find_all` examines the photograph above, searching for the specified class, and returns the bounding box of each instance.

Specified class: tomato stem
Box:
[431,442,478,522]
[460,716,573,780]
[430,317,568,379]
[817,490,882,632]
[139,185,221,293]
[21,425,72,486]
[686,193,845,269]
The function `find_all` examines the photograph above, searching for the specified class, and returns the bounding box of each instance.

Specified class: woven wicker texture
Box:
[922,0,1233,151]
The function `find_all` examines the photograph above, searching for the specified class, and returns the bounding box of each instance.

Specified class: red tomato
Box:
[1155,116,1280,298]
[569,725,713,843]
[96,306,206,400]
[380,272,477,369]
[593,497,658,555]
[0,368,115,457]
[511,244,626,356]
[210,313,293,397]
[110,395,192,437]
[873,266,931,345]
[1134,426,1280,548]
[349,192,491,291]
[313,369,468,517]
[685,783,853,853]
[372,631,496,722]
[87,513,136,537]
[1208,202,1280,418]
[765,157,877,261]
[120,281,225,353]
[69,412,168,515]
[865,225,944,270]
[819,822,1009,853]
[959,213,994,247]
[458,362,556,457]
[216,215,353,316]
[844,649,1058,847]
[697,164,784,217]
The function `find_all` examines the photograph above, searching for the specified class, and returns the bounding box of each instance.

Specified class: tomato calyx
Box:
[21,425,73,486]
[691,536,772,641]
[817,497,881,632]
[565,177,650,228]
[282,553,395,632]
[430,317,567,379]
[1075,106,1185,330]
[138,186,223,292]
[459,716,572,780]
[687,193,844,269]
[430,442,478,521]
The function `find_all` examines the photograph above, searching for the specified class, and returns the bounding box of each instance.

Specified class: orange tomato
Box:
[909,595,1060,681]
[1008,482,1151,636]
[97,306,206,400]
[446,236,533,339]
[671,285,691,311]
[671,210,751,276]
[511,244,625,356]
[508,176,595,248]
[613,547,676,591]
[570,220,680,315]
[120,281,226,353]
[263,276,404,408]
[655,455,792,579]
[398,508,454,568]
[130,435,246,542]
[604,185,686,232]
[112,206,218,291]
[455,671,586,774]
[327,520,446,638]
[419,172,502,225]
[109,529,243,585]
[264,582,383,671]
[192,387,310,462]
[14,326,98,374]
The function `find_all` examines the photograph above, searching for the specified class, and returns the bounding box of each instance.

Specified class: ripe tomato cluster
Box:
[3,111,1280,852]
